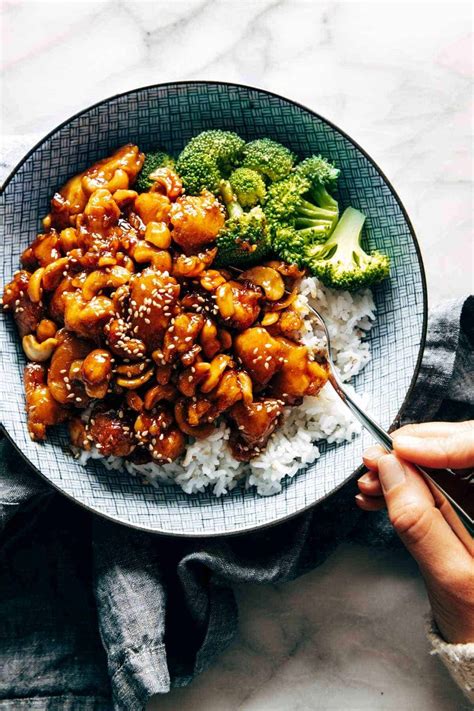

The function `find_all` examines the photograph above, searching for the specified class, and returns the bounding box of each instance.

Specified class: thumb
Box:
[377,454,469,578]
[393,423,474,469]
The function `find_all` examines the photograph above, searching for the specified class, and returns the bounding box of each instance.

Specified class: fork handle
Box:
[328,375,474,536]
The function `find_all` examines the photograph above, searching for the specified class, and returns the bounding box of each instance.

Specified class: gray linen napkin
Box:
[0,295,472,710]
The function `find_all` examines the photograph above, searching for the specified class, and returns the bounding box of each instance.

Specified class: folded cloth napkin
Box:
[0,295,472,710]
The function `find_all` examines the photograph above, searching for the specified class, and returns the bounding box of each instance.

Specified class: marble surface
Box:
[1,1,472,709]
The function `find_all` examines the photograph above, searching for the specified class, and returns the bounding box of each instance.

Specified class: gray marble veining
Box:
[1,2,472,709]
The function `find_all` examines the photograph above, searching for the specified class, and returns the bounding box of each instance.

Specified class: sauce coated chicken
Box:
[2,145,329,464]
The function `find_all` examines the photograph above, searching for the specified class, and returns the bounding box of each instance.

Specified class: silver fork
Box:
[306,302,474,537]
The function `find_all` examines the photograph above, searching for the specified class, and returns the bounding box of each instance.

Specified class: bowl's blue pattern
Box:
[0,83,426,535]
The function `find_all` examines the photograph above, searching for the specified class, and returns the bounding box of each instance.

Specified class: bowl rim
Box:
[0,80,428,537]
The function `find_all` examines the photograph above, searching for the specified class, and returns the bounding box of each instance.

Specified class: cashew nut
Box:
[132,242,172,272]
[215,283,235,319]
[148,167,183,200]
[144,221,172,249]
[22,334,58,362]
[143,383,178,410]
[82,265,131,301]
[27,268,45,303]
[42,258,70,291]
[116,367,154,389]
[200,270,227,292]
[241,266,285,301]
[261,312,280,326]
[200,354,232,393]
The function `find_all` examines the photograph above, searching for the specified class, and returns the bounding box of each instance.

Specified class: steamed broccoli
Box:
[303,207,390,291]
[294,155,340,216]
[229,167,266,208]
[214,180,271,268]
[264,173,337,266]
[176,130,245,194]
[135,150,175,192]
[241,138,295,182]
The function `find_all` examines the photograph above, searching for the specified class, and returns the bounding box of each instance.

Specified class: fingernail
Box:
[378,455,406,492]
[363,445,383,460]
[358,471,377,485]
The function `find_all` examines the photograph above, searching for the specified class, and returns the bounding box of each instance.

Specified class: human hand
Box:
[355,421,474,644]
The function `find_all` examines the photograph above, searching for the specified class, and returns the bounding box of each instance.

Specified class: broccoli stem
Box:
[325,206,366,259]
[220,179,243,219]
[294,217,333,230]
[310,185,339,212]
[298,199,336,220]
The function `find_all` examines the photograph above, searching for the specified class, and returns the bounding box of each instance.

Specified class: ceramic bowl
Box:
[0,82,427,535]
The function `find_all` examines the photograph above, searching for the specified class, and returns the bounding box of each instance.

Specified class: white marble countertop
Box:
[1,2,472,709]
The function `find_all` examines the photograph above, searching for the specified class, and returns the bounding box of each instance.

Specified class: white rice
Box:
[76,277,375,497]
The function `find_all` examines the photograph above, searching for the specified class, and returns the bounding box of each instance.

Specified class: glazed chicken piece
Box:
[234,326,283,388]
[172,248,217,279]
[134,192,171,225]
[45,144,144,230]
[170,191,225,254]
[81,188,121,234]
[21,231,61,269]
[228,398,284,461]
[24,362,68,441]
[47,329,93,407]
[48,274,79,323]
[2,270,44,337]
[162,312,204,363]
[134,407,185,462]
[267,308,305,342]
[271,338,329,404]
[63,291,115,342]
[128,267,180,352]
[215,280,262,331]
[87,402,135,457]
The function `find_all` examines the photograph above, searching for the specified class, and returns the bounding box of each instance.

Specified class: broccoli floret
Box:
[294,155,340,215]
[241,138,296,182]
[229,167,266,208]
[214,180,271,267]
[265,173,336,247]
[176,130,245,194]
[303,207,390,291]
[135,150,175,192]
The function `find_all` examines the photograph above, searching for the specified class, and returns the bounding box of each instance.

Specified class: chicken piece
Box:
[82,189,121,235]
[233,326,283,388]
[228,398,284,460]
[170,191,225,254]
[2,270,44,337]
[215,280,262,331]
[162,312,204,363]
[63,291,115,342]
[172,248,217,279]
[80,349,113,398]
[87,403,135,457]
[45,145,145,229]
[267,308,304,342]
[134,192,171,225]
[271,338,329,404]
[48,330,93,406]
[21,232,61,269]
[210,370,253,415]
[24,362,69,441]
[134,408,185,462]
[48,275,79,323]
[199,319,232,360]
[128,268,180,352]
[105,317,147,361]
[174,398,215,439]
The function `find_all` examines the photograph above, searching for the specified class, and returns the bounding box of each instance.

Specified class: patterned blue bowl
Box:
[0,82,427,536]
